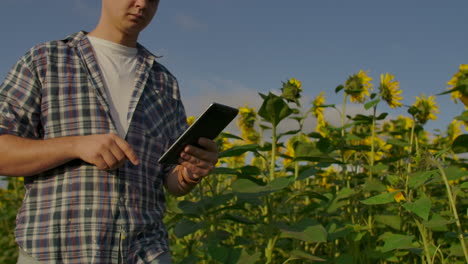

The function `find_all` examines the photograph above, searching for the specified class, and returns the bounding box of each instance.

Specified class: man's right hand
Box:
[74,133,140,170]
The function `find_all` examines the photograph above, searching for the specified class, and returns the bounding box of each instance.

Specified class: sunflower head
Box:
[408,94,439,125]
[281,78,303,105]
[379,73,402,108]
[311,91,326,118]
[447,64,468,108]
[237,105,260,143]
[186,116,196,126]
[345,70,373,103]
[447,120,463,142]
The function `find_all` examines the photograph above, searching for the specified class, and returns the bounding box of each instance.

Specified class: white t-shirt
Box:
[88,36,138,138]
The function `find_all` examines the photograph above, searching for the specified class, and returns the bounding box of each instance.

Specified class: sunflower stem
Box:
[435,161,468,263]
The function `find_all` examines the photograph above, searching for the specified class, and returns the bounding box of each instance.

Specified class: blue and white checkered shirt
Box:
[0,31,187,264]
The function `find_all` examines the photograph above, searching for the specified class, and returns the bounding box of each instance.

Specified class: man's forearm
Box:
[0,134,78,177]
[165,165,199,196]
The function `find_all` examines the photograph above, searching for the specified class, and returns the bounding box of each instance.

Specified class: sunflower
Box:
[447,64,468,108]
[447,120,463,142]
[281,78,303,105]
[379,73,402,108]
[319,166,337,189]
[283,134,310,166]
[409,94,439,125]
[386,186,406,203]
[345,70,373,103]
[186,116,196,126]
[237,105,260,144]
[311,91,326,119]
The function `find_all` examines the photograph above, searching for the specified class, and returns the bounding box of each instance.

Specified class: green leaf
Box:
[408,170,439,189]
[237,250,261,264]
[444,166,468,181]
[336,187,356,200]
[402,194,432,221]
[335,85,344,93]
[213,167,239,175]
[288,250,327,262]
[452,134,468,153]
[380,233,415,252]
[375,215,401,230]
[174,219,204,238]
[280,219,328,243]
[208,244,241,264]
[219,132,243,140]
[423,214,456,230]
[219,144,259,158]
[376,112,388,120]
[297,166,318,181]
[361,192,397,205]
[364,98,381,110]
[363,179,387,192]
[294,142,340,163]
[222,214,256,225]
[258,92,293,126]
[387,138,411,147]
[461,182,468,189]
[232,177,291,194]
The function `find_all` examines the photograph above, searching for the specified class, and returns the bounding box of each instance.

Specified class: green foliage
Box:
[2,76,468,264]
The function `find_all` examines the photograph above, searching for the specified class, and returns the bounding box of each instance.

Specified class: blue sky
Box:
[0,0,467,134]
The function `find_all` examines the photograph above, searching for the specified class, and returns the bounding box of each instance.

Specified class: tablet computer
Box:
[158,102,239,165]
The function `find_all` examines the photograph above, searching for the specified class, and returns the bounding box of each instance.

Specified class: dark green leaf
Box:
[363,179,387,192]
[461,182,468,189]
[237,250,261,264]
[258,92,293,126]
[408,170,439,189]
[219,132,243,140]
[219,144,259,158]
[376,112,389,120]
[361,192,397,205]
[213,167,239,175]
[387,138,411,147]
[444,166,468,181]
[423,214,456,229]
[280,219,328,243]
[375,215,401,230]
[297,166,318,181]
[222,214,256,225]
[174,219,204,238]
[402,194,432,221]
[289,250,327,262]
[335,85,344,93]
[364,98,380,110]
[380,233,415,252]
[452,134,468,153]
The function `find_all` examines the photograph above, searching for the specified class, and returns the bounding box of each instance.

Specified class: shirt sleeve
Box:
[0,55,43,139]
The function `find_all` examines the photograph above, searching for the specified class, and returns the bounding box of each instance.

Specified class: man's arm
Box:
[0,133,139,177]
[164,137,218,196]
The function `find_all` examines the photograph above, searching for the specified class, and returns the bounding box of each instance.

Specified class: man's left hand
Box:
[178,137,218,181]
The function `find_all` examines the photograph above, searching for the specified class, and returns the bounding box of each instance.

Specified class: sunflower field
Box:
[1,66,468,263]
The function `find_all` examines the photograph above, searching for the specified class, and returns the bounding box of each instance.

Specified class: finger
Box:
[108,140,127,163]
[100,149,119,170]
[114,137,140,165]
[95,155,110,171]
[178,159,211,177]
[183,145,218,165]
[180,151,213,169]
[197,138,219,152]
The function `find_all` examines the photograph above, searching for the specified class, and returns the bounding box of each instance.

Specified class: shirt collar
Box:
[63,31,157,62]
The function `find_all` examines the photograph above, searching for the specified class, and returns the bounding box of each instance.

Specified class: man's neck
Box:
[88,23,138,48]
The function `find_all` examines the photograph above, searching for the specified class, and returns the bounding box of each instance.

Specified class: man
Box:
[0,0,218,263]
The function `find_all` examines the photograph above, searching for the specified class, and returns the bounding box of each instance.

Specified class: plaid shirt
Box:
[0,31,187,264]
